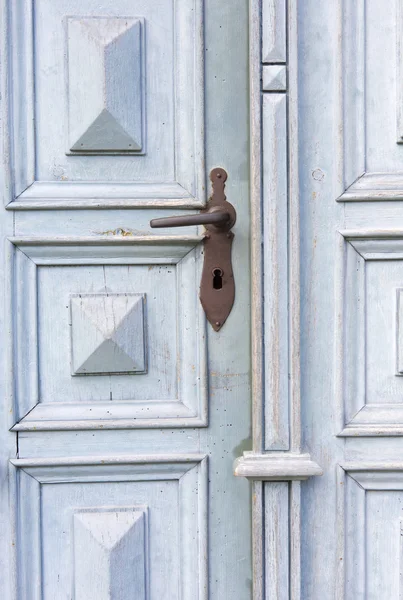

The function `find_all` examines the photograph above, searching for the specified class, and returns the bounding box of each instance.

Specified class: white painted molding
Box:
[5,0,205,209]
[8,181,204,210]
[336,230,403,437]
[11,453,207,469]
[8,235,207,430]
[248,3,322,598]
[233,452,323,481]
[338,173,403,202]
[397,0,403,142]
[10,454,208,600]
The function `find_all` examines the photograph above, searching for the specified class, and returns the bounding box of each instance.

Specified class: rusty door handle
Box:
[149,168,236,331]
[150,208,233,230]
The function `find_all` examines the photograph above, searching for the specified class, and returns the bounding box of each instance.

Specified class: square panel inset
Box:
[70,293,146,376]
[6,0,205,208]
[340,465,403,599]
[11,455,207,600]
[337,232,403,436]
[9,236,207,430]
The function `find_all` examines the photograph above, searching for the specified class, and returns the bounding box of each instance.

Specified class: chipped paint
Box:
[97,228,135,236]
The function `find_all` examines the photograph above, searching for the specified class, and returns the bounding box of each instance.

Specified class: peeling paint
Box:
[97,228,135,236]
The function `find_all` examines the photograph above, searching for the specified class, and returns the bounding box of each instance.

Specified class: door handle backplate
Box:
[150,168,236,331]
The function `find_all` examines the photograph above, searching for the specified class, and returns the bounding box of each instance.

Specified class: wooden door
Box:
[298,2,403,596]
[0,1,251,598]
[235,1,403,598]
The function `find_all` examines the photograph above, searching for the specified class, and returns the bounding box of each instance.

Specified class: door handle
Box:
[150,168,236,331]
[150,207,233,230]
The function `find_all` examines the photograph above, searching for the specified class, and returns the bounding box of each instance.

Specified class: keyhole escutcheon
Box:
[212,268,223,290]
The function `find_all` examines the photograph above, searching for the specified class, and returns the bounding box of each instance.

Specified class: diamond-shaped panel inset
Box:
[70,293,146,375]
[67,17,144,153]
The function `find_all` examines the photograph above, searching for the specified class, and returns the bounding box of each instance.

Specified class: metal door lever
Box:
[149,168,236,331]
[150,208,232,229]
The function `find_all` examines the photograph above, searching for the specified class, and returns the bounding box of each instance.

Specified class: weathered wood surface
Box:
[0,0,252,598]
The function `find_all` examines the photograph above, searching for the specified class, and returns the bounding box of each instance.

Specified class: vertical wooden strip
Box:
[344,241,366,424]
[399,520,403,599]
[345,473,366,599]
[0,1,12,205]
[14,247,38,421]
[175,0,205,200]
[250,0,264,453]
[262,0,286,63]
[198,457,208,599]
[335,466,346,600]
[17,471,42,600]
[263,93,289,451]
[289,481,301,600]
[343,0,366,185]
[334,233,347,435]
[397,0,403,143]
[10,0,35,196]
[264,482,289,600]
[287,0,301,454]
[252,481,264,600]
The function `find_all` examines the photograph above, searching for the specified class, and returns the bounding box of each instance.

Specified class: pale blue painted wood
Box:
[0,0,252,598]
[67,17,145,153]
[298,0,403,598]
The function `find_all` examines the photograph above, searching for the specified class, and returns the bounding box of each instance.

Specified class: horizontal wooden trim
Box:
[7,182,206,210]
[11,454,207,468]
[8,235,203,246]
[338,173,403,202]
[338,404,403,437]
[12,416,208,431]
[233,452,323,481]
[8,235,203,266]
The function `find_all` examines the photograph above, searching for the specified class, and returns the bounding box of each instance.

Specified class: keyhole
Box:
[212,268,223,290]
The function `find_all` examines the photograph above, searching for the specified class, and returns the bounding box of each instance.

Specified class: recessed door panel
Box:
[9,0,204,207]
[13,456,207,600]
[0,0,251,598]
[11,238,207,429]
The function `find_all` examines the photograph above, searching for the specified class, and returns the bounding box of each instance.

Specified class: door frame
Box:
[233,2,322,598]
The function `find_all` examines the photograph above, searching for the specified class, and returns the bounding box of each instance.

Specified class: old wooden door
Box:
[0,1,251,598]
[236,0,403,598]
[298,2,403,597]
[234,1,403,599]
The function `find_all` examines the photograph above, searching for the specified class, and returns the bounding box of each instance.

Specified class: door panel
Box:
[10,0,204,206]
[0,0,251,598]
[298,0,403,597]
[10,239,206,428]
[13,457,207,599]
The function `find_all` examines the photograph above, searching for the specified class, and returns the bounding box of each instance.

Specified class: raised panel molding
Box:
[70,293,147,376]
[233,452,323,481]
[4,0,205,209]
[397,289,403,375]
[339,464,403,598]
[245,2,322,598]
[10,454,207,600]
[338,173,403,202]
[262,92,289,450]
[67,17,145,154]
[262,65,287,92]
[336,1,403,201]
[8,236,207,430]
[73,508,148,600]
[337,231,403,436]
[262,0,286,63]
[397,0,403,142]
